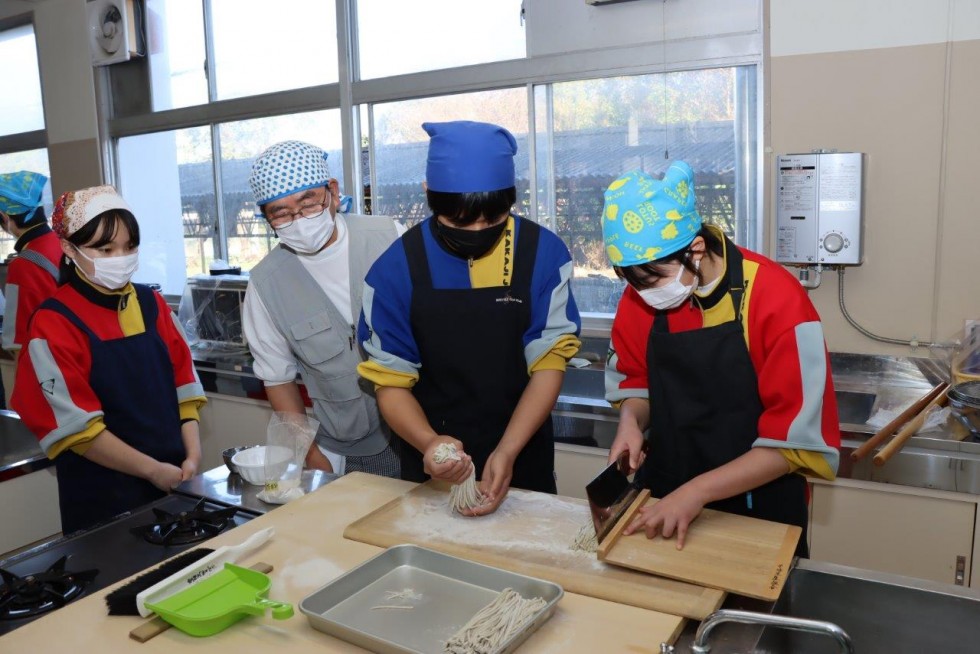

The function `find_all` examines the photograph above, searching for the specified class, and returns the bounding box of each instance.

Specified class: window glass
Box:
[534,68,743,315]
[0,24,45,136]
[216,110,343,271]
[357,0,525,80]
[210,0,338,101]
[117,127,216,294]
[0,149,51,260]
[146,0,208,111]
[371,88,528,224]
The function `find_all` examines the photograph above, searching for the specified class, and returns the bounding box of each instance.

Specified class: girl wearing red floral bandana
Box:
[12,185,206,534]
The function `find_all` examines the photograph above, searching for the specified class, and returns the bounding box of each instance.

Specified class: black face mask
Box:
[433,218,508,260]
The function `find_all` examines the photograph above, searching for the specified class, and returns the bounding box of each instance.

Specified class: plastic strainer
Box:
[145,562,293,637]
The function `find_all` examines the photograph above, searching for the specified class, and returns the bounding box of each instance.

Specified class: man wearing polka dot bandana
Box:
[243,141,404,478]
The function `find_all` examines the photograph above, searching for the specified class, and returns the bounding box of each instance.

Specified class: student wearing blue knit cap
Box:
[0,170,61,352]
[358,121,582,514]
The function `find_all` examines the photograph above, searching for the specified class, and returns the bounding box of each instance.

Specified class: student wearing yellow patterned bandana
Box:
[11,185,207,534]
[601,163,840,557]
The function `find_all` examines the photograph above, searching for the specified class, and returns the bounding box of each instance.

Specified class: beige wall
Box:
[769,0,980,355]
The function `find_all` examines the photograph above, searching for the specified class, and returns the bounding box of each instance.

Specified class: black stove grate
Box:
[0,555,98,621]
[129,498,239,546]
[0,494,258,636]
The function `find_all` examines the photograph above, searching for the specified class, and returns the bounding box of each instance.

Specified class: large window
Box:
[146,0,208,111]
[0,24,44,136]
[116,111,344,291]
[0,22,48,260]
[146,0,338,112]
[118,128,214,291]
[534,68,752,315]
[217,111,344,271]
[209,0,338,100]
[371,89,529,223]
[108,1,762,319]
[357,0,525,80]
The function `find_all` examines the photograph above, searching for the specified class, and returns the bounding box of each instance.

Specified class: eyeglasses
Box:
[267,190,329,229]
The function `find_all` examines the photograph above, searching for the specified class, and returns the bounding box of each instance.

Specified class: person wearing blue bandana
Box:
[242,140,405,478]
[0,171,61,352]
[602,164,840,556]
[357,121,582,515]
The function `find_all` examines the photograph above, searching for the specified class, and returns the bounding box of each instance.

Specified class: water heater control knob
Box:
[823,233,845,253]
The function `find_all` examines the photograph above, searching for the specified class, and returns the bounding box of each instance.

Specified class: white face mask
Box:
[276,209,335,254]
[637,259,699,310]
[73,247,140,290]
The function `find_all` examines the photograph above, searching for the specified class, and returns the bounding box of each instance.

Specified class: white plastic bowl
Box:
[231,445,292,486]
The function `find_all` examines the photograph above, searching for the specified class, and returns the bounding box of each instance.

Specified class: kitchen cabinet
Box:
[196,392,274,470]
[972,512,980,590]
[810,478,976,586]
[555,442,608,499]
[198,393,613,497]
[0,467,60,555]
[0,359,13,408]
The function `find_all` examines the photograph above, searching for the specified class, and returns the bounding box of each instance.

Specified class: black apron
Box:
[398,217,556,494]
[637,243,809,557]
[45,284,186,534]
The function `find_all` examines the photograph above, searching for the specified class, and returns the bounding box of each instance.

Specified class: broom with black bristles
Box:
[105,528,274,616]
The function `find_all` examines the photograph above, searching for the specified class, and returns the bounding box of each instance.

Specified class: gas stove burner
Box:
[130,498,238,546]
[0,556,98,621]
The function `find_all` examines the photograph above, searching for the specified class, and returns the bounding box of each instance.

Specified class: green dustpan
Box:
[145,562,293,637]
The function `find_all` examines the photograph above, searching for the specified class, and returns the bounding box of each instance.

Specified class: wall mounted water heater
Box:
[775,151,864,265]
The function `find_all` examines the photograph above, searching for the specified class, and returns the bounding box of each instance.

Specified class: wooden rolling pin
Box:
[851,382,949,462]
[873,386,951,467]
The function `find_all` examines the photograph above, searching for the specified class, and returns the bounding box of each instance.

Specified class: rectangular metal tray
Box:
[299,544,563,654]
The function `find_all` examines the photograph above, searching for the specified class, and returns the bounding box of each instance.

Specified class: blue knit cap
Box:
[423,121,517,193]
[249,140,331,205]
[601,162,703,267]
[0,170,47,224]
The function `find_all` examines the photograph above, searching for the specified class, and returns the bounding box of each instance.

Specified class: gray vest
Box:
[248,215,398,456]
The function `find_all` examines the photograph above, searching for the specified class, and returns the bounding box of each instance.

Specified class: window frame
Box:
[0,14,47,158]
[0,14,49,258]
[105,0,764,335]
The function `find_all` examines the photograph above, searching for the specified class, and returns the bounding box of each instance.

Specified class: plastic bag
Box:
[176,274,250,354]
[256,412,318,505]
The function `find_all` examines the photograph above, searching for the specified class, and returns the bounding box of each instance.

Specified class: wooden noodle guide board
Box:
[598,490,800,601]
[344,480,725,620]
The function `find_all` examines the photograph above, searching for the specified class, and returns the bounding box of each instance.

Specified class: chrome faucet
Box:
[691,609,854,654]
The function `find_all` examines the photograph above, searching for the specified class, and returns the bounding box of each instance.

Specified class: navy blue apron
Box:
[398,217,556,494]
[638,241,809,557]
[44,284,186,534]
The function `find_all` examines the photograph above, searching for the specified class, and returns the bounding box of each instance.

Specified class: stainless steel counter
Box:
[0,409,51,479]
[672,558,980,653]
[175,464,340,514]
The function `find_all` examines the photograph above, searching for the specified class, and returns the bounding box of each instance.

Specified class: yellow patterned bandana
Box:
[601,162,702,267]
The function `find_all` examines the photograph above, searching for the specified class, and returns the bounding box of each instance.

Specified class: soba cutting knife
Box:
[585,449,644,544]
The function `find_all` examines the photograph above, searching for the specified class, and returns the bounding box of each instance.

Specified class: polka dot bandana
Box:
[0,170,47,222]
[601,162,702,267]
[51,185,134,238]
[249,140,331,206]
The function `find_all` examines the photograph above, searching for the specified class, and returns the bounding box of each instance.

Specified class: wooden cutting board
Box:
[598,490,799,601]
[343,480,725,620]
